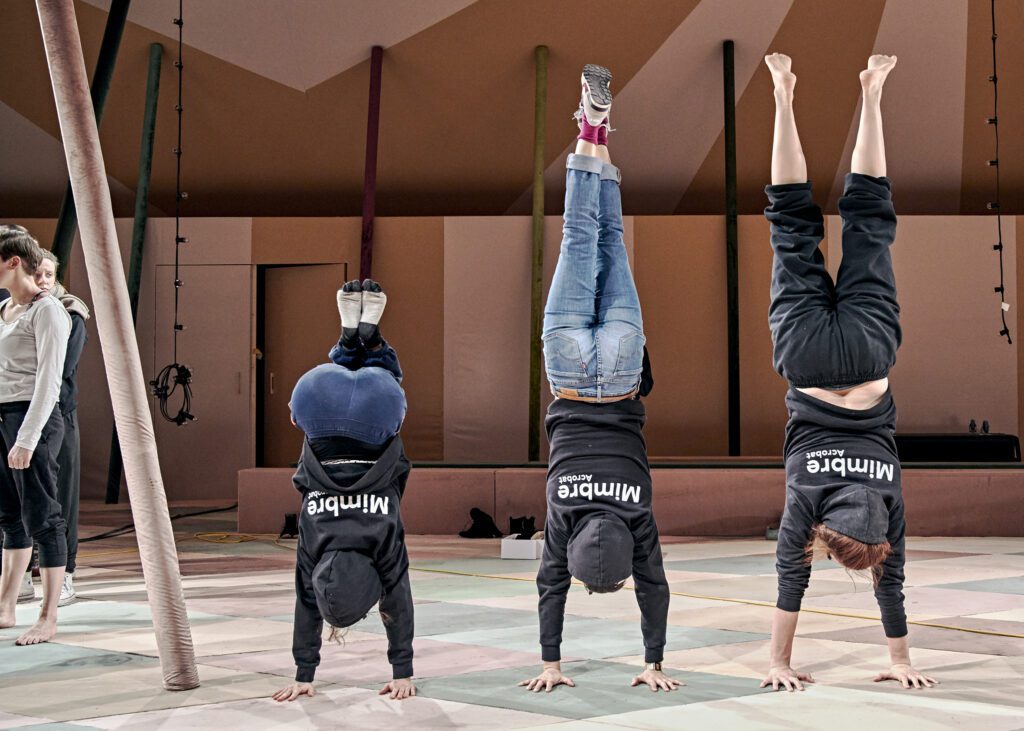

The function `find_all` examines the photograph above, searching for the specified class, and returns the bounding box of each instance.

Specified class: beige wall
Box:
[8,213,1019,504]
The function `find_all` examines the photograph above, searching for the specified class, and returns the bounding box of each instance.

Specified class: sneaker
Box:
[18,572,36,603]
[573,64,613,128]
[58,573,77,607]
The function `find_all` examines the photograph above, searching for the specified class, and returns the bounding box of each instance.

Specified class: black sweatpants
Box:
[0,402,67,569]
[765,173,901,389]
[57,409,80,574]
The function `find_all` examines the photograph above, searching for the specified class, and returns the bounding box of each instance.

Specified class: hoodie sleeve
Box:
[59,313,87,411]
[292,544,324,682]
[380,571,415,679]
[537,522,572,662]
[874,499,907,637]
[776,488,814,613]
[631,517,669,664]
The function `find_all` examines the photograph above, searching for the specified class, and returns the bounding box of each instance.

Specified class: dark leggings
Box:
[0,402,67,569]
[765,172,901,389]
[328,337,403,383]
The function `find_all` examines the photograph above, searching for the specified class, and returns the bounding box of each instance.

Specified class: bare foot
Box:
[16,616,56,645]
[0,608,15,630]
[859,54,897,94]
[765,53,796,98]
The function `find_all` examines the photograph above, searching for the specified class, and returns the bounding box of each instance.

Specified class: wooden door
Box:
[262,264,346,467]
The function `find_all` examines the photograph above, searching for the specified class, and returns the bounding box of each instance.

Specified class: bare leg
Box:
[766,54,807,185]
[17,564,62,645]
[851,55,897,177]
[0,547,32,629]
[575,139,601,158]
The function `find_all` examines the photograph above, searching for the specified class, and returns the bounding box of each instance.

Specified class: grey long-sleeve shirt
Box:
[0,295,71,450]
[776,387,907,637]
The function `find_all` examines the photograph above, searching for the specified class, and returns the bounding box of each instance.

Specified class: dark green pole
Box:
[723,40,740,455]
[50,0,131,282]
[106,42,162,504]
[528,45,548,463]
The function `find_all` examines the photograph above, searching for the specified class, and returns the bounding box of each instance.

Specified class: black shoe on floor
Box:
[459,507,503,539]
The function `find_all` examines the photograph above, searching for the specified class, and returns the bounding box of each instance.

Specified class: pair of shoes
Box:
[18,572,36,604]
[508,516,537,540]
[57,573,77,607]
[573,64,614,133]
[459,508,503,539]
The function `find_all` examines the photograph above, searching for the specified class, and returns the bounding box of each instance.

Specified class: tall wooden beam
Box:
[360,46,384,279]
[528,45,548,463]
[723,40,741,456]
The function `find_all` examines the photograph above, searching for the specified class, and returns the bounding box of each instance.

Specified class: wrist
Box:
[542,661,561,673]
[644,662,662,673]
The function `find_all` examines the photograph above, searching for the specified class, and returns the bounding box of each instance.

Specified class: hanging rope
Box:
[150,0,195,424]
[987,0,1012,344]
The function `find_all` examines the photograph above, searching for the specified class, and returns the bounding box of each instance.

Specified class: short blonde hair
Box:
[38,248,59,267]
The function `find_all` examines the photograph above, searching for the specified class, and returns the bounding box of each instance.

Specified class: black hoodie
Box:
[776,387,907,637]
[537,397,669,663]
[291,435,414,682]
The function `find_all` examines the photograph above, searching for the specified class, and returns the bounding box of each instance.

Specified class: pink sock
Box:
[577,115,603,145]
[597,124,608,147]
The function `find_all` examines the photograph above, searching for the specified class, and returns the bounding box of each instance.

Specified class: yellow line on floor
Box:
[407,565,1024,640]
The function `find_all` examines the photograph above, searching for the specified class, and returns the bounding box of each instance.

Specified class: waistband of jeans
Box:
[0,401,30,413]
[552,386,638,403]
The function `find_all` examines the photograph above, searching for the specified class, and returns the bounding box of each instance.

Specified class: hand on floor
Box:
[272,681,315,702]
[874,664,938,690]
[519,667,575,693]
[761,666,814,692]
[380,677,416,700]
[631,668,684,692]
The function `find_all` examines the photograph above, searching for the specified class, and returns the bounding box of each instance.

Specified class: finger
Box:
[564,678,575,687]
[308,686,315,697]
[799,673,815,683]
[873,673,887,682]
[772,679,780,691]
[760,679,769,688]
[911,676,922,690]
[900,677,910,689]
[925,676,938,685]
[545,679,555,693]
[631,676,641,687]
[782,678,794,692]
[648,680,658,692]
[794,679,805,692]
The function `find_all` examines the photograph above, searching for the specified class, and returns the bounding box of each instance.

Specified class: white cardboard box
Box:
[500,536,544,560]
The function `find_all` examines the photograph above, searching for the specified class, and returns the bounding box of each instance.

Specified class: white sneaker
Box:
[58,573,77,607]
[18,572,36,603]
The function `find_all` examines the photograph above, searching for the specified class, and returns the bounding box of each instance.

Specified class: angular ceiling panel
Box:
[82,0,478,91]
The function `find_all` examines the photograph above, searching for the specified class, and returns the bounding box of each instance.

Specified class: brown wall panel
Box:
[633,216,729,456]
[828,216,1018,435]
[736,215,827,456]
[252,218,360,266]
[371,218,445,461]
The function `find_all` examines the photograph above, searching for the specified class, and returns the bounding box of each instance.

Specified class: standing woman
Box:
[761,54,936,691]
[34,249,89,606]
[0,225,71,645]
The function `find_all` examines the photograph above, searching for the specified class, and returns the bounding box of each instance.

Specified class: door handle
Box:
[270,372,275,395]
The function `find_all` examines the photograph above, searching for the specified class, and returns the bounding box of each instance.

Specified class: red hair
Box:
[805,523,891,585]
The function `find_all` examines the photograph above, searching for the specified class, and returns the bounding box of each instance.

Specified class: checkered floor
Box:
[1,501,1022,730]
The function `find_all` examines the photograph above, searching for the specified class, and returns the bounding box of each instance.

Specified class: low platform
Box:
[237,464,1024,536]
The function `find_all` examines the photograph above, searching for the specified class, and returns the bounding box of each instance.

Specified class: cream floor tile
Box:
[591,684,1024,731]
[0,663,289,722]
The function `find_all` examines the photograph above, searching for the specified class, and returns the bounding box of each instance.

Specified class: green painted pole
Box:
[723,40,740,456]
[106,42,163,504]
[528,45,548,463]
[50,0,131,282]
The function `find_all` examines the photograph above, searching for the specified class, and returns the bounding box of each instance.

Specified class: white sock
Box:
[337,288,363,331]
[360,290,387,327]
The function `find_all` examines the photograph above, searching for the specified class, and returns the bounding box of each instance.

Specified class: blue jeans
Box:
[542,154,644,400]
[329,338,404,383]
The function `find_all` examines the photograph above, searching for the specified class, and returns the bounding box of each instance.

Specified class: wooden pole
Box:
[723,40,741,456]
[360,46,384,279]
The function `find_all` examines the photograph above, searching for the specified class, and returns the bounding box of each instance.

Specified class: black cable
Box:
[988,0,1012,344]
[153,0,197,422]
[79,503,238,543]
